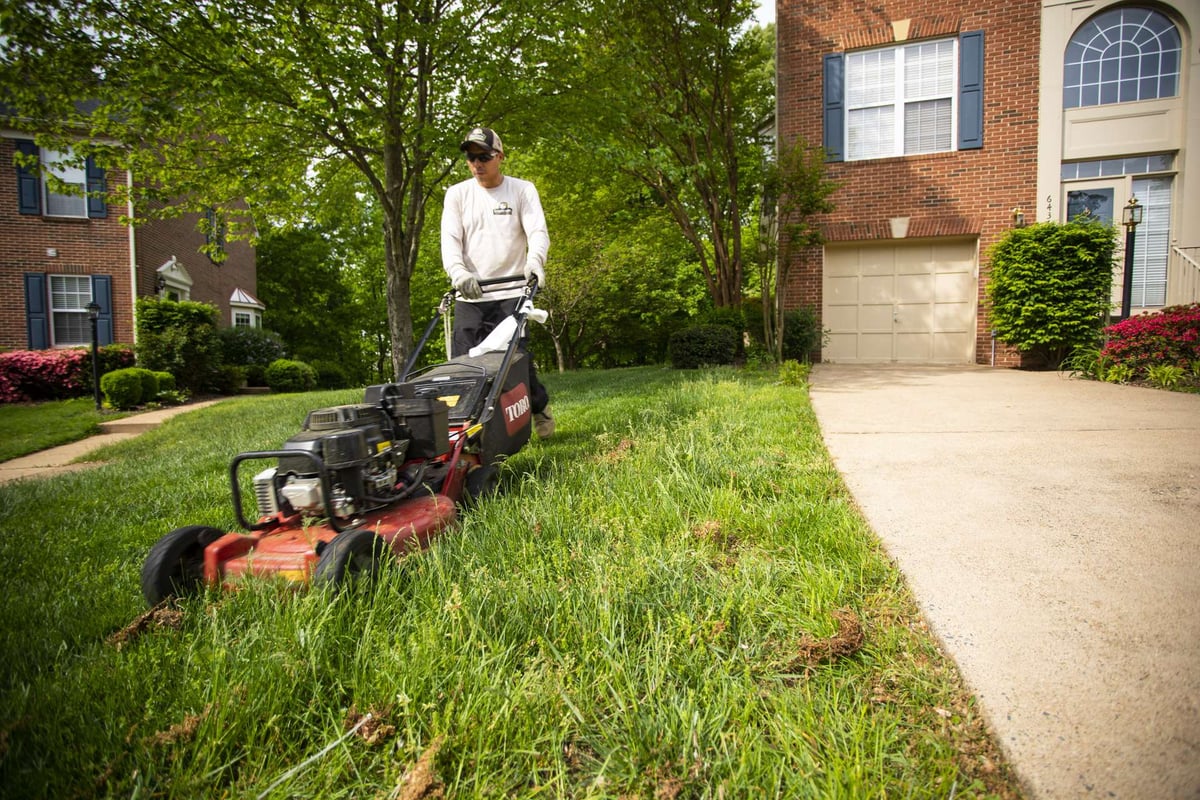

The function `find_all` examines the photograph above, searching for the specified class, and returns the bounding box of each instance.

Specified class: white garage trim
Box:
[823,238,979,364]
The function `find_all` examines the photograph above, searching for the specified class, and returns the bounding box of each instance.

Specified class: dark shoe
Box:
[533,408,555,438]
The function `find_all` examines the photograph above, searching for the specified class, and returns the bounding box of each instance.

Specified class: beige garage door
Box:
[823,239,978,364]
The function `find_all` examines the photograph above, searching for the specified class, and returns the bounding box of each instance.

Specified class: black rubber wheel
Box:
[141,525,224,606]
[313,528,388,589]
[464,464,500,506]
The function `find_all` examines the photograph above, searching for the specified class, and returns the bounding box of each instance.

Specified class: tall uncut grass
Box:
[0,366,1022,799]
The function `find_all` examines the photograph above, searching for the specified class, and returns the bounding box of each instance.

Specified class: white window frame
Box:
[49,275,93,346]
[845,38,959,161]
[232,309,261,328]
[41,147,88,218]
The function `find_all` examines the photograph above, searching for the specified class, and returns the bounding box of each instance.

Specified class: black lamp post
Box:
[1120,197,1144,321]
[86,300,102,410]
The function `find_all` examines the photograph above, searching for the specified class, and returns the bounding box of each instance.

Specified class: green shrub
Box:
[309,359,351,390]
[152,371,176,394]
[100,368,151,409]
[137,369,158,402]
[245,364,267,387]
[218,326,286,370]
[1146,364,1184,390]
[1101,304,1200,379]
[778,359,811,386]
[135,298,223,393]
[210,365,247,395]
[986,218,1116,369]
[668,325,738,369]
[782,306,825,362]
[265,359,317,393]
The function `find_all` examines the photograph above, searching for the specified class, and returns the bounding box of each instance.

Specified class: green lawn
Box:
[0,366,1023,798]
[0,397,131,462]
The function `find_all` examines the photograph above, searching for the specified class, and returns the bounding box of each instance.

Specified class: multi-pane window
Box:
[42,148,88,218]
[50,275,93,345]
[846,39,957,161]
[1063,7,1181,109]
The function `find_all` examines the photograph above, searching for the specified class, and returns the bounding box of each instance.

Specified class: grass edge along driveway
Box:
[0,366,1024,799]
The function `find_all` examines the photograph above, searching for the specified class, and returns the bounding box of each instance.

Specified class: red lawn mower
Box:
[140,276,542,606]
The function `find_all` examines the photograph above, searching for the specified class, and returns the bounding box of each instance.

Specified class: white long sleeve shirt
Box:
[441,175,549,302]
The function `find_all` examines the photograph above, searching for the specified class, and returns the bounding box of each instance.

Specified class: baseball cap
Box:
[459,127,504,154]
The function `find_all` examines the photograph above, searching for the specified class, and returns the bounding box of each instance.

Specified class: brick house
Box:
[1,129,262,352]
[776,0,1199,365]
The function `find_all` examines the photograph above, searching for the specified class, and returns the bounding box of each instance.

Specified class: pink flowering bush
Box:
[1101,304,1200,380]
[0,346,135,404]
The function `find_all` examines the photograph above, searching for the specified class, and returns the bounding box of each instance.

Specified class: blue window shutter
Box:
[92,275,114,345]
[16,140,41,215]
[823,53,845,162]
[24,273,49,349]
[959,30,985,150]
[86,156,107,218]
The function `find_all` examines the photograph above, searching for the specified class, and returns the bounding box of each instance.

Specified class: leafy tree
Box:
[565,0,774,310]
[758,138,838,360]
[1,0,573,379]
[986,219,1117,368]
[514,148,705,370]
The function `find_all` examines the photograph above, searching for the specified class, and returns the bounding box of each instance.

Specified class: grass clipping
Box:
[787,608,864,672]
[390,734,446,800]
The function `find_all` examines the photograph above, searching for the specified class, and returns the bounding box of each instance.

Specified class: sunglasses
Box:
[465,151,496,163]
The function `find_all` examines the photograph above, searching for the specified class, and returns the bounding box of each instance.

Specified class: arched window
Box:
[1063,7,1181,108]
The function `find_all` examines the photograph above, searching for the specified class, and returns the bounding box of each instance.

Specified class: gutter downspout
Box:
[127,170,138,345]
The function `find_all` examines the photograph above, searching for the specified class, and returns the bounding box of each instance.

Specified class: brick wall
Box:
[2,136,258,351]
[136,208,257,325]
[0,137,134,349]
[776,0,1041,365]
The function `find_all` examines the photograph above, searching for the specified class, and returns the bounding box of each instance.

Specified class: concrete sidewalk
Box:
[809,365,1200,799]
[0,399,226,485]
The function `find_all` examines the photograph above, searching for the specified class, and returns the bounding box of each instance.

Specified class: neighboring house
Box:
[0,128,262,352]
[776,0,1199,365]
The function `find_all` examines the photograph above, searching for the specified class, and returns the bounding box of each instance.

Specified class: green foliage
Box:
[152,371,176,394]
[563,0,774,309]
[217,326,286,370]
[135,298,224,393]
[781,306,826,362]
[265,359,317,393]
[210,365,247,396]
[778,359,811,386]
[101,367,154,409]
[1146,364,1185,390]
[986,219,1117,369]
[759,140,839,360]
[308,359,352,390]
[1105,363,1135,384]
[669,325,739,369]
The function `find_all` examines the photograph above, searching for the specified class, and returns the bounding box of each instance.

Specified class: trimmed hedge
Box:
[136,298,223,393]
[101,367,158,409]
[265,359,317,393]
[669,325,738,369]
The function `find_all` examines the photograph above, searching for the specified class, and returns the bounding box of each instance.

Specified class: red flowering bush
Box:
[1101,304,1200,379]
[0,346,135,404]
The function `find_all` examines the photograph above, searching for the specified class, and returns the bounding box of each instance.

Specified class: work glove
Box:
[454,274,483,300]
[523,263,545,288]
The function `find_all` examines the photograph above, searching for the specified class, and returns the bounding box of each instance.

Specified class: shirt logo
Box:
[493,202,513,216]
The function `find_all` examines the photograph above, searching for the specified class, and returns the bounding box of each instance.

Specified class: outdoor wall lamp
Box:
[86,301,102,410]
[1011,207,1026,228]
[1120,197,1143,321]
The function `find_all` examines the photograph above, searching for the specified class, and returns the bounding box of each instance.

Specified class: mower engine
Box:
[254,404,409,521]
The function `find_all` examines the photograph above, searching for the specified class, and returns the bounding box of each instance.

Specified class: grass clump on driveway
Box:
[0,366,1023,798]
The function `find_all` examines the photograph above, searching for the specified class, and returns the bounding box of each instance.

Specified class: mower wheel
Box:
[313,528,387,589]
[464,464,500,505]
[141,525,224,605]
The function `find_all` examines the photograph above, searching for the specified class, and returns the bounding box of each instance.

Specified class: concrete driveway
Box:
[809,365,1200,800]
